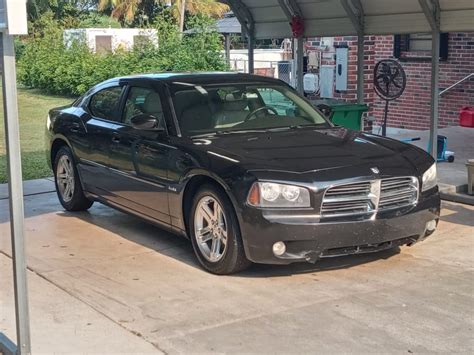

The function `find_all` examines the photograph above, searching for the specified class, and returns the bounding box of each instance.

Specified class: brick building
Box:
[306,32,474,131]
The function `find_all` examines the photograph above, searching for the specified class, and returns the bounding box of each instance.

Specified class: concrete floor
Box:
[1,181,473,353]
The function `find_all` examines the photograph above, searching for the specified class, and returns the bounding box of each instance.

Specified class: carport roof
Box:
[220,0,474,39]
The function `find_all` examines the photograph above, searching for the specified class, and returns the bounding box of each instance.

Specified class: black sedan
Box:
[46,72,440,274]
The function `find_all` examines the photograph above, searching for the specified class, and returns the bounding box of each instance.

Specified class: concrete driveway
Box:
[1,180,473,353]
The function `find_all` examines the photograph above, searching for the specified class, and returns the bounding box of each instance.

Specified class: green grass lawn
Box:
[0,87,73,183]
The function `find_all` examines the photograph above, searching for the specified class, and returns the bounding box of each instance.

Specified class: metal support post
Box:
[419,0,441,159]
[248,32,254,74]
[0,32,31,355]
[357,34,365,104]
[295,36,304,94]
[429,29,440,159]
[224,33,231,67]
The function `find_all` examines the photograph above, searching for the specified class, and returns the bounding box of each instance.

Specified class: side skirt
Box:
[84,191,189,239]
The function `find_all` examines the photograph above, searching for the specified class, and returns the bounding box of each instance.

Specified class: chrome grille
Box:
[321,177,418,219]
[321,181,374,218]
[379,177,418,211]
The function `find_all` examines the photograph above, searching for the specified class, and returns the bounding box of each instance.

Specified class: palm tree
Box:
[98,0,228,28]
[173,0,228,32]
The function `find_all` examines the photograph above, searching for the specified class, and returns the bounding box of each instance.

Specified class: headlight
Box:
[46,114,51,130]
[422,163,437,192]
[247,182,311,208]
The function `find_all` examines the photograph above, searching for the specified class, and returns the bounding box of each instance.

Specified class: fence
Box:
[229,58,295,86]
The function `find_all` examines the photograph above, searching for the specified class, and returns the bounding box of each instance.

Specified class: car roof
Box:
[101,72,282,86]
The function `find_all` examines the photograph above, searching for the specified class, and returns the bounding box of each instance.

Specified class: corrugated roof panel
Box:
[298,1,347,19]
[223,0,474,38]
[250,6,287,23]
[361,0,421,16]
[441,9,474,32]
[440,0,474,11]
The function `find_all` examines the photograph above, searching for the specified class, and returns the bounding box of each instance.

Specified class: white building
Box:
[63,28,158,53]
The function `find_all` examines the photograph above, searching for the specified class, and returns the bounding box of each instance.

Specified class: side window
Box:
[257,88,296,116]
[123,87,164,126]
[89,87,123,121]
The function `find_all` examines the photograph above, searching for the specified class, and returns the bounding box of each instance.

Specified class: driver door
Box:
[105,83,172,224]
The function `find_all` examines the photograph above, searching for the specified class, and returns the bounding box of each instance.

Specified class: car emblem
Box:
[371,167,380,174]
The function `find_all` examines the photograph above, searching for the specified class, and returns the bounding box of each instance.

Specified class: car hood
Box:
[194,127,425,174]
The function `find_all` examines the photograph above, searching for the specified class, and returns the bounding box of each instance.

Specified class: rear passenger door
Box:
[105,83,172,224]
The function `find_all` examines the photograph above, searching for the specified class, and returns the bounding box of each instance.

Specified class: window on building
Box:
[393,33,449,61]
[133,35,149,50]
[95,35,113,53]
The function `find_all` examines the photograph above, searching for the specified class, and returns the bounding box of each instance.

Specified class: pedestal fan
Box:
[374,59,406,136]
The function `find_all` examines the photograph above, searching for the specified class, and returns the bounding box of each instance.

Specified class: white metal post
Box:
[0,32,32,355]
[429,30,440,159]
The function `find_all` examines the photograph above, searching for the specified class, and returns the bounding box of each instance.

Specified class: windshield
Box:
[170,82,331,136]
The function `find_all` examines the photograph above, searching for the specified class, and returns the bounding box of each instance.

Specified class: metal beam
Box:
[278,0,302,18]
[418,0,440,31]
[340,0,364,34]
[419,0,440,159]
[0,32,32,355]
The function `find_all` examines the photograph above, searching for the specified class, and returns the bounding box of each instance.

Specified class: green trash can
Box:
[311,98,369,130]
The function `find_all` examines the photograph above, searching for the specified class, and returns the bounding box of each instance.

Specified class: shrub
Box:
[17,14,227,96]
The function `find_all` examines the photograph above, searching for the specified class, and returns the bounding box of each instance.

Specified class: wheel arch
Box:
[50,135,74,168]
[181,171,241,238]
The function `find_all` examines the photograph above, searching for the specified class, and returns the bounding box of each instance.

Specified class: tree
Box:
[27,0,96,21]
[98,0,228,28]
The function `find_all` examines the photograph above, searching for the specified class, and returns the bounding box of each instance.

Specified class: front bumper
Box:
[238,191,440,264]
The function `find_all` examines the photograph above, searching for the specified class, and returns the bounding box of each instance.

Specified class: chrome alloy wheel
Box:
[194,196,228,262]
[56,155,75,203]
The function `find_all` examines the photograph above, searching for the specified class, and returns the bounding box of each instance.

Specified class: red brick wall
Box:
[306,32,474,130]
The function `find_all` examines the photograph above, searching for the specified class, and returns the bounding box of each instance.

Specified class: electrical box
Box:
[320,65,335,98]
[307,51,319,69]
[0,0,28,35]
[303,73,319,94]
[335,47,348,91]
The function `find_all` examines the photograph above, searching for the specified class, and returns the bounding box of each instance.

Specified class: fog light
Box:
[272,241,286,256]
[426,220,437,232]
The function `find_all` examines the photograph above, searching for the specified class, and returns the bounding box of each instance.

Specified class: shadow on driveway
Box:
[56,205,402,277]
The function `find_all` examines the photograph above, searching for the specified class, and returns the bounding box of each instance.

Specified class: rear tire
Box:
[53,146,93,211]
[188,184,251,274]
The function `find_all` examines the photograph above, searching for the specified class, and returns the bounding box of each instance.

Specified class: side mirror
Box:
[130,114,163,131]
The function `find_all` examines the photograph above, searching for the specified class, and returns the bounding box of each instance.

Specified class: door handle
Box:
[70,122,80,133]
[111,133,121,144]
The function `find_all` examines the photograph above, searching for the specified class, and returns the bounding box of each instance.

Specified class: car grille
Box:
[379,177,419,211]
[320,181,374,218]
[321,177,418,219]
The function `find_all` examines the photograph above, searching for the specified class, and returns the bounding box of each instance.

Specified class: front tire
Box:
[189,184,250,274]
[53,146,93,211]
